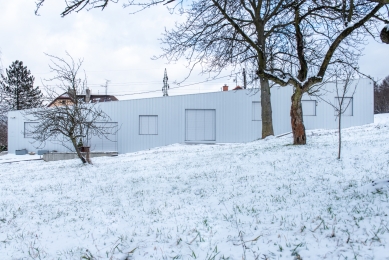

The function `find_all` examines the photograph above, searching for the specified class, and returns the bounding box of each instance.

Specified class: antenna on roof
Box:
[100,79,110,101]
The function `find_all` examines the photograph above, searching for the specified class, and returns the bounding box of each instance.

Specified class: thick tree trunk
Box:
[71,136,87,164]
[290,90,306,145]
[260,75,274,139]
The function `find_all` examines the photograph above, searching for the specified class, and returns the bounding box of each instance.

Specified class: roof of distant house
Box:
[47,92,118,107]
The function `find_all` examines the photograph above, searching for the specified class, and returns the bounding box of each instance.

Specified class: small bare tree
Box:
[23,53,116,164]
[318,68,358,159]
[334,75,358,160]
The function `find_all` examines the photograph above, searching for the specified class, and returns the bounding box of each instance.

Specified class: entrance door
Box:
[185,109,216,141]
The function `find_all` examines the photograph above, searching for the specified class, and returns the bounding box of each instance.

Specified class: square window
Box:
[139,115,158,135]
[185,109,216,141]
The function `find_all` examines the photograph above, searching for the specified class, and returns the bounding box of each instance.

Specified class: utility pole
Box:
[162,68,169,97]
[100,79,110,102]
[243,68,247,89]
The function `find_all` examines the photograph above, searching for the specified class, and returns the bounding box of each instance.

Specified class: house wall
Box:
[7,79,373,155]
[48,99,74,107]
[98,89,269,154]
[301,78,374,130]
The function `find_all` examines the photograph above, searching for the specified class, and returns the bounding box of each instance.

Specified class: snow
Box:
[385,24,389,31]
[1,115,389,259]
[0,153,41,163]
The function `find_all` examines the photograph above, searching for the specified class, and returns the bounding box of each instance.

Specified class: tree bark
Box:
[338,112,341,159]
[71,136,87,164]
[290,89,306,145]
[260,77,274,138]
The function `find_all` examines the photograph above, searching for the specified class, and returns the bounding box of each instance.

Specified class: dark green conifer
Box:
[0,60,43,110]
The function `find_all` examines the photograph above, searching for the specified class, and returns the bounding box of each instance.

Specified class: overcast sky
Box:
[1,1,388,101]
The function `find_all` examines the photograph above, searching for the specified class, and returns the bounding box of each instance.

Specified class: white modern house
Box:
[7,78,374,155]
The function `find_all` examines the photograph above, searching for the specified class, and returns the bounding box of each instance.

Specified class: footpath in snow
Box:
[0,114,389,259]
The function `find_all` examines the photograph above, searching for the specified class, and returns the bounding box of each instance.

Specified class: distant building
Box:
[47,89,118,107]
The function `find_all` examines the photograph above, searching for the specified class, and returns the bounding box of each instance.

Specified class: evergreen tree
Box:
[0,60,43,110]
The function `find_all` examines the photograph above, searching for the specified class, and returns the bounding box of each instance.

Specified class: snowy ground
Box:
[1,115,389,259]
[0,153,41,163]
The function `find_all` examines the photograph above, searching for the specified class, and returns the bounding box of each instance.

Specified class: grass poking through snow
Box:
[0,114,389,259]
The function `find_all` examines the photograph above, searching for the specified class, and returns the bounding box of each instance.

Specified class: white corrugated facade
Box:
[7,78,373,154]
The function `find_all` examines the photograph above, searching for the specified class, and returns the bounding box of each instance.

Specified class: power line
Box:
[110,73,238,97]
[33,68,163,74]
[39,73,238,99]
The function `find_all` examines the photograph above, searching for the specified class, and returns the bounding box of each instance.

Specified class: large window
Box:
[139,115,158,135]
[185,109,216,141]
[24,122,39,138]
[334,97,353,116]
[302,100,316,116]
[252,102,261,121]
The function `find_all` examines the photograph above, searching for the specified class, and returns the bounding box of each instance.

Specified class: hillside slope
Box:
[1,115,389,259]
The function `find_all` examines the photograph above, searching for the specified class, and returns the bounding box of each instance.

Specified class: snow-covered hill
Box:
[1,114,389,259]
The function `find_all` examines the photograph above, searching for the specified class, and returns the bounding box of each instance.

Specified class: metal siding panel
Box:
[302,100,316,116]
[148,116,158,135]
[89,122,118,152]
[185,110,196,141]
[139,116,148,135]
[24,122,39,138]
[272,86,292,135]
[195,110,205,141]
[204,110,216,141]
[185,109,216,141]
[252,102,261,121]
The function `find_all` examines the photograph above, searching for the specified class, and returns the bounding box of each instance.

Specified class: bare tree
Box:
[252,1,387,144]
[35,0,114,17]
[317,68,358,159]
[23,53,116,164]
[152,1,305,138]
[35,0,388,144]
[144,0,387,144]
[35,1,289,139]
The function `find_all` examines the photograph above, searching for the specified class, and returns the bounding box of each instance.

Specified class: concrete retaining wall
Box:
[43,152,118,162]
